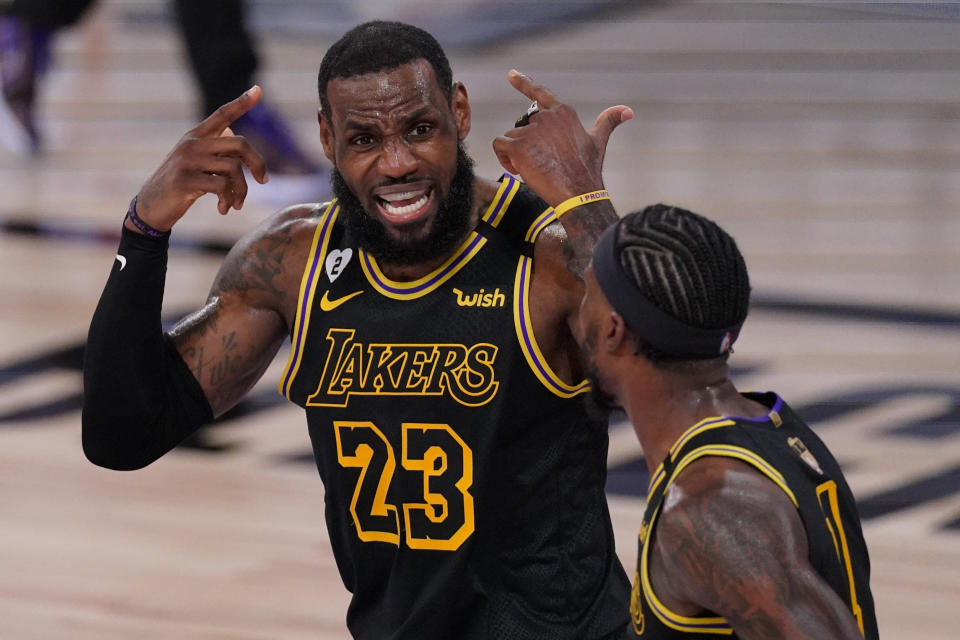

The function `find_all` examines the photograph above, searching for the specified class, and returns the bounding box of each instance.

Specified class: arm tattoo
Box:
[137,180,163,213]
[172,301,276,414]
[213,222,296,300]
[653,462,863,640]
[556,200,618,280]
[168,218,300,415]
[660,489,792,636]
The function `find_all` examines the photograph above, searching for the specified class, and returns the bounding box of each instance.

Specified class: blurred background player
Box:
[0,0,327,200]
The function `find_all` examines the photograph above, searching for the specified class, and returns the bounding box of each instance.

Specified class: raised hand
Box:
[132,86,270,232]
[492,70,633,206]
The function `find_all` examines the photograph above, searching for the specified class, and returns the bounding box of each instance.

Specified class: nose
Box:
[377,136,418,179]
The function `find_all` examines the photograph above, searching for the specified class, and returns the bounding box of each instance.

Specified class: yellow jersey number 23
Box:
[334,420,475,551]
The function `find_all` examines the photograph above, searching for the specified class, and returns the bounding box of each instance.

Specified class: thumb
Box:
[590,105,634,151]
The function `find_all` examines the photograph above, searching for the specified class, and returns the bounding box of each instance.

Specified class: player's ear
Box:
[451,82,471,141]
[605,312,630,354]
[318,109,336,165]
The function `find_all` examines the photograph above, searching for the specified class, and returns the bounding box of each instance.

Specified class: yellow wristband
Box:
[552,190,611,218]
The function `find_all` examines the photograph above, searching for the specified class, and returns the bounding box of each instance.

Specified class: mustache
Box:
[329,142,476,267]
[371,175,426,189]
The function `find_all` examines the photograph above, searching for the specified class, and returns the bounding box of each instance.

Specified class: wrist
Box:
[125,195,172,239]
[552,190,611,218]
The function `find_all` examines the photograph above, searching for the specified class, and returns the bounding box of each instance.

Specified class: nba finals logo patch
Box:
[788,437,824,475]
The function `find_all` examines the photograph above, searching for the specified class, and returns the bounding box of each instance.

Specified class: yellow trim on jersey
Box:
[647,464,667,497]
[360,235,487,300]
[646,417,732,496]
[358,178,518,300]
[640,444,800,635]
[640,500,733,635]
[674,445,798,507]
[279,201,339,399]
[524,206,558,243]
[512,253,590,398]
[669,417,736,461]
[484,176,520,227]
[510,204,590,397]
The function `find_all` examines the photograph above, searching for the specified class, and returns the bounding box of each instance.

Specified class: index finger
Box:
[507,69,559,109]
[193,85,263,138]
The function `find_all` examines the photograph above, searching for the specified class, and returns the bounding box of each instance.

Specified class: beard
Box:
[585,368,619,420]
[579,333,620,420]
[331,143,476,266]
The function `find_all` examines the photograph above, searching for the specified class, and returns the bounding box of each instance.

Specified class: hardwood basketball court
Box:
[1,1,958,637]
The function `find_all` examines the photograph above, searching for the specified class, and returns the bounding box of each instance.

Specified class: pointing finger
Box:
[193,85,263,138]
[507,69,559,110]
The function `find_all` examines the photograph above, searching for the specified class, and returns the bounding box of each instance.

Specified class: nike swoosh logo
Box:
[115,254,127,271]
[320,289,363,312]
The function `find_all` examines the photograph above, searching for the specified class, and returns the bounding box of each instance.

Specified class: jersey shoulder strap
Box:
[481,175,556,253]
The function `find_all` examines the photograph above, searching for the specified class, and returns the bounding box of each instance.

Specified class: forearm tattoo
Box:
[557,200,618,280]
[169,220,297,415]
[172,302,270,414]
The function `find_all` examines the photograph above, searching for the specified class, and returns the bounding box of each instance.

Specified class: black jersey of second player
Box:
[629,392,878,639]
[279,175,630,640]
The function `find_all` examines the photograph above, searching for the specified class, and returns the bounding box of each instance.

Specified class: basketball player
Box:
[576,205,879,639]
[83,21,635,639]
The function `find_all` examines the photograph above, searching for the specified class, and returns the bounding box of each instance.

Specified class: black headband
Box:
[592,220,742,358]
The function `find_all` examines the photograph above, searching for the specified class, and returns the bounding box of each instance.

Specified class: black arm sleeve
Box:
[82,226,214,471]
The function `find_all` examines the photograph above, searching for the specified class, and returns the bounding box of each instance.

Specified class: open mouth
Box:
[376,186,434,225]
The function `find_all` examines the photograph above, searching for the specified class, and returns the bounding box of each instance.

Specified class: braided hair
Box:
[614,204,751,365]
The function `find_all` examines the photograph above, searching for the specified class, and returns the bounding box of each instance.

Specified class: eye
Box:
[350,134,375,147]
[410,123,433,138]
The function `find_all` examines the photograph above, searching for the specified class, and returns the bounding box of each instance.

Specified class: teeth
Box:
[381,193,429,216]
[380,190,423,202]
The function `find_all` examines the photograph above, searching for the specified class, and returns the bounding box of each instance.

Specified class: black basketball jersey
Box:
[280,175,630,640]
[630,392,878,639]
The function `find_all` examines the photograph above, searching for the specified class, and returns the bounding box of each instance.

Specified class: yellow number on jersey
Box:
[816,480,865,634]
[334,421,475,550]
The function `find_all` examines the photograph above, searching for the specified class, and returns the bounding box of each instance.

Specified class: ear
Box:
[605,311,631,355]
[451,82,471,141]
[317,109,336,165]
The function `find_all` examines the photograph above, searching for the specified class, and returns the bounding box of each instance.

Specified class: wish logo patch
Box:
[453,287,505,308]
